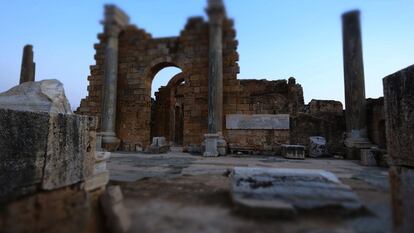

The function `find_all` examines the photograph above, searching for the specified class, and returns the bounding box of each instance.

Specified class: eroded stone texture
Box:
[0,79,72,114]
[231,167,363,216]
[148,137,170,154]
[0,109,49,202]
[383,65,414,167]
[42,114,97,190]
[307,99,343,115]
[0,108,97,200]
[309,136,328,158]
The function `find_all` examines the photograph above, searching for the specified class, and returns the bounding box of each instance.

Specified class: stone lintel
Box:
[226,114,290,130]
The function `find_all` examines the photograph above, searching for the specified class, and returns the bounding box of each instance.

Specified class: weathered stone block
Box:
[383,65,414,167]
[42,114,96,190]
[281,144,305,160]
[203,133,219,157]
[0,79,72,114]
[231,167,363,217]
[389,166,414,233]
[0,108,97,201]
[148,137,170,154]
[226,114,290,130]
[0,109,49,202]
[309,136,328,158]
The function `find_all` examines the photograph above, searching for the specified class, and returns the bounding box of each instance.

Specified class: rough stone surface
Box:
[42,114,97,190]
[231,167,363,216]
[0,109,49,202]
[0,185,93,233]
[0,108,97,201]
[309,136,328,158]
[148,137,170,154]
[383,65,414,167]
[0,79,72,114]
[281,145,305,160]
[307,99,343,115]
[100,186,131,233]
[226,114,290,130]
[389,166,414,233]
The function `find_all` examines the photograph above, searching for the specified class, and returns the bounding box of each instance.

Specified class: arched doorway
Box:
[149,65,186,146]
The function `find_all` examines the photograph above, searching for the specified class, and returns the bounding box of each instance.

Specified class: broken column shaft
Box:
[341,10,370,158]
[100,5,129,151]
[19,45,35,84]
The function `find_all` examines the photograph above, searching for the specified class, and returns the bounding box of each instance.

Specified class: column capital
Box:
[102,5,130,37]
[206,0,226,24]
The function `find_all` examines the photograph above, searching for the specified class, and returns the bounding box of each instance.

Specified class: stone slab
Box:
[226,114,290,130]
[309,136,328,158]
[281,145,305,160]
[231,167,363,216]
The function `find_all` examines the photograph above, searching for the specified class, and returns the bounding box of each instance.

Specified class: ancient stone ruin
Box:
[1,0,413,233]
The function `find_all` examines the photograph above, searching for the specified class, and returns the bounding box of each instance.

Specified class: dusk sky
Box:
[1,0,413,109]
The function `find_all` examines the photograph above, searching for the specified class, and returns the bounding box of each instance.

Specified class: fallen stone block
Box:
[0,79,72,114]
[309,136,328,158]
[100,186,131,233]
[148,137,170,154]
[230,167,363,217]
[281,144,305,160]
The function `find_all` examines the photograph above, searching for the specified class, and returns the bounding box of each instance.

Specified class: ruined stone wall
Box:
[366,98,386,149]
[78,17,239,150]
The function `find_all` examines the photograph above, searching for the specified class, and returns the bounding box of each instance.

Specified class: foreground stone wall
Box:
[383,65,414,233]
[0,109,105,233]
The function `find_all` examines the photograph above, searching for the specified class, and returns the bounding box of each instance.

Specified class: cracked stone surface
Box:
[108,151,391,233]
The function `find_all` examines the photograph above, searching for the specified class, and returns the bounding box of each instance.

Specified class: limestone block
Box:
[85,171,109,192]
[0,79,72,114]
[203,133,219,157]
[0,109,49,202]
[230,167,363,217]
[281,144,305,160]
[148,137,170,154]
[383,65,414,167]
[226,114,290,130]
[42,114,96,190]
[100,186,131,233]
[389,166,414,233]
[309,136,328,158]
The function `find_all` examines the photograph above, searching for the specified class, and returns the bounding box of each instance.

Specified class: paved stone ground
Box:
[108,151,391,233]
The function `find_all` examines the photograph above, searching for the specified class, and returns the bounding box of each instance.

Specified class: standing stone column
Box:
[341,10,371,159]
[384,65,414,233]
[100,5,129,151]
[204,0,226,157]
[19,45,35,84]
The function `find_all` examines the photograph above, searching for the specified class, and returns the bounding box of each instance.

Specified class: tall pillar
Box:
[204,0,226,157]
[341,10,371,159]
[100,5,129,151]
[19,45,35,84]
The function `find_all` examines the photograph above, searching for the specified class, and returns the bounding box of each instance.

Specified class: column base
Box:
[203,133,227,157]
[344,137,372,160]
[101,131,120,152]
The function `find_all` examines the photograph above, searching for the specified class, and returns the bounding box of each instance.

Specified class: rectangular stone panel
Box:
[226,114,290,130]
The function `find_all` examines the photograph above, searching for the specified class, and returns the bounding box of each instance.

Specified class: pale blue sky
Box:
[1,0,413,109]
